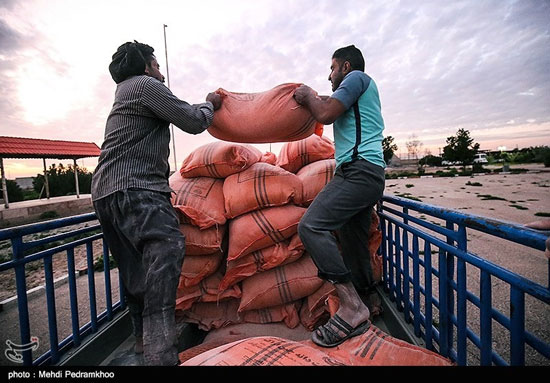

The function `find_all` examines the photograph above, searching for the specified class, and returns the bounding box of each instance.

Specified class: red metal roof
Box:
[0,136,101,159]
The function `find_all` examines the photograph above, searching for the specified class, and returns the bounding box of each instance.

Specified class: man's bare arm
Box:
[294,86,345,125]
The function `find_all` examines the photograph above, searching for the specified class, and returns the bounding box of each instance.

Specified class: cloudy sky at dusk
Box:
[1,0,549,178]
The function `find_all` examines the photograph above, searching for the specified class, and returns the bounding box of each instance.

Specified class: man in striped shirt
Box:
[91,41,220,365]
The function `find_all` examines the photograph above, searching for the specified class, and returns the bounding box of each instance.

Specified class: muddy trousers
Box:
[93,189,185,366]
[298,159,385,292]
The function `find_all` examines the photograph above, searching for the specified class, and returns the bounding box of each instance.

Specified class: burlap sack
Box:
[207,83,324,144]
[179,142,263,178]
[223,162,303,218]
[277,134,335,174]
[227,205,306,261]
[170,175,226,229]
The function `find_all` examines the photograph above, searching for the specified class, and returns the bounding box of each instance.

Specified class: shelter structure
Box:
[0,136,101,208]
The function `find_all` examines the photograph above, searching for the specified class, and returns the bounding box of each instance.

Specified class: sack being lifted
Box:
[208,83,324,143]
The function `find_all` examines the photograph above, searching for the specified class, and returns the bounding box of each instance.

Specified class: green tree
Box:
[382,136,398,164]
[33,163,93,197]
[6,180,25,203]
[419,154,442,167]
[442,128,480,170]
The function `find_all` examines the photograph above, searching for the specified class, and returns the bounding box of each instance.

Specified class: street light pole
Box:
[163,24,177,172]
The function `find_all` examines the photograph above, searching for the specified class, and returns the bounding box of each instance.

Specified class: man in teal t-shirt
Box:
[294,45,386,348]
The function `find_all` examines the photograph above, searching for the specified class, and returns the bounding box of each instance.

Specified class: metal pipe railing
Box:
[378,195,550,366]
[0,213,124,366]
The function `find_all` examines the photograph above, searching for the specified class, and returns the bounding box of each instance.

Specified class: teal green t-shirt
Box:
[331,70,386,169]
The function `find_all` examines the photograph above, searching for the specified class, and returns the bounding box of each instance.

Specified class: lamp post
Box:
[163,24,177,172]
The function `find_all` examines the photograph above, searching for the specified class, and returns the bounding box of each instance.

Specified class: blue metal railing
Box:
[0,213,125,366]
[378,195,550,366]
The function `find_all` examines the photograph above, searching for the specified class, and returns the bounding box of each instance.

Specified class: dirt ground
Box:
[0,223,104,301]
[382,164,550,365]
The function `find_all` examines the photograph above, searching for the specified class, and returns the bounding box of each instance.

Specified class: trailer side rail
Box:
[0,213,124,366]
[378,195,550,366]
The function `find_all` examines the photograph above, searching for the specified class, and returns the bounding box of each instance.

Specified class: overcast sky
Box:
[1,0,549,178]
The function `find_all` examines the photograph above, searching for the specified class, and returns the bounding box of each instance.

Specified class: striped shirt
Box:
[91,75,214,201]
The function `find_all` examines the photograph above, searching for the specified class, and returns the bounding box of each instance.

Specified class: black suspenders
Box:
[352,101,361,161]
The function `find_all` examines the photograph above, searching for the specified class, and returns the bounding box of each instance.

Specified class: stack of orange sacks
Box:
[169,135,381,333]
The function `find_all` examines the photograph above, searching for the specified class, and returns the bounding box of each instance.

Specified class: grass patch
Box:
[395,193,423,202]
[509,204,528,210]
[405,184,414,188]
[93,254,117,271]
[39,210,60,220]
[534,212,550,217]
[477,194,506,201]
[466,181,483,187]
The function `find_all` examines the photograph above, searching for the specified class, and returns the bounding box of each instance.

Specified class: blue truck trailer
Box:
[0,195,548,366]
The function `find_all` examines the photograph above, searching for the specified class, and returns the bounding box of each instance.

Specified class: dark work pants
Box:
[298,159,385,292]
[93,189,185,366]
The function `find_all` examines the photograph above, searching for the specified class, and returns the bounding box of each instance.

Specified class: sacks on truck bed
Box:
[179,224,226,256]
[238,254,323,312]
[175,271,241,311]
[179,142,263,179]
[299,281,339,331]
[207,83,324,144]
[227,205,306,261]
[182,327,454,366]
[223,162,303,218]
[177,299,301,332]
[296,158,336,206]
[219,234,304,291]
[169,174,226,229]
[304,325,454,366]
[369,210,383,283]
[181,336,345,366]
[277,134,335,174]
[179,252,223,288]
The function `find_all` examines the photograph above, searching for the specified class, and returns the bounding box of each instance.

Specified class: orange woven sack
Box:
[260,151,277,165]
[177,299,242,331]
[170,175,226,229]
[175,271,241,311]
[179,142,263,178]
[227,205,306,261]
[219,234,304,291]
[177,300,301,333]
[181,336,344,366]
[207,83,324,144]
[369,210,383,283]
[277,134,335,174]
[298,282,339,331]
[305,325,453,366]
[179,224,226,256]
[300,293,340,331]
[238,254,324,312]
[223,162,303,219]
[296,159,336,206]
[179,252,223,288]
[242,301,302,329]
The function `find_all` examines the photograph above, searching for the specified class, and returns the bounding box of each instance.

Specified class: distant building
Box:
[388,155,418,167]
[15,177,34,190]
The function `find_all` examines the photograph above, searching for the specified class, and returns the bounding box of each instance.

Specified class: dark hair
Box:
[108,40,156,84]
[332,45,365,72]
